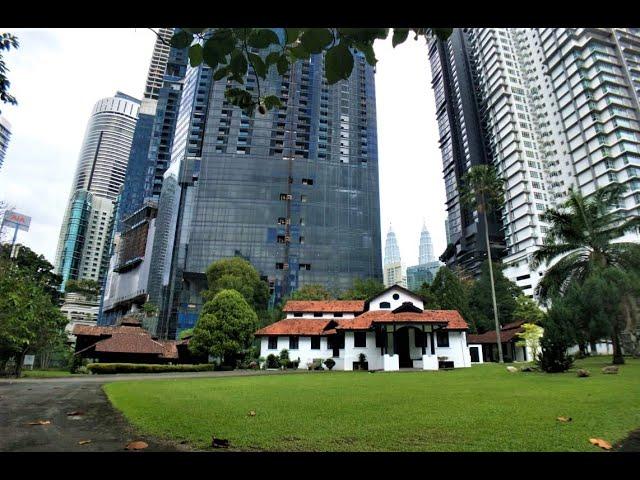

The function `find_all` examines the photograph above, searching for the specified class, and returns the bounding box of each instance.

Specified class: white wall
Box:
[260,336,335,369]
[343,332,383,371]
[368,286,424,311]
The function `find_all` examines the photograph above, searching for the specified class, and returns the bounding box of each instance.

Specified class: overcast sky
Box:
[0,29,445,268]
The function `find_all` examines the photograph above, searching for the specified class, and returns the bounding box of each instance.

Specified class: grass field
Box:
[104,356,640,452]
[21,369,73,378]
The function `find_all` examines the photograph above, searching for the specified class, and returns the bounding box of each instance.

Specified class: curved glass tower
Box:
[54,92,140,289]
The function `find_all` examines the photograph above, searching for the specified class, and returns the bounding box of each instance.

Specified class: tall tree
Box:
[531,183,640,300]
[0,258,67,376]
[189,289,259,365]
[204,257,270,314]
[0,243,62,304]
[460,165,506,360]
[340,278,385,300]
[531,183,640,362]
[512,295,546,324]
[413,282,440,310]
[430,267,474,330]
[468,261,522,333]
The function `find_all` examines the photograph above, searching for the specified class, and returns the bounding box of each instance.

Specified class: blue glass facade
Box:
[58,190,92,289]
[116,44,188,232]
[150,45,382,339]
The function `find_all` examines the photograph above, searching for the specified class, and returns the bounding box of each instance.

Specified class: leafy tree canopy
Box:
[0,243,62,304]
[340,278,385,300]
[0,257,67,376]
[413,282,440,310]
[430,266,473,329]
[204,257,270,314]
[65,278,100,297]
[512,295,545,324]
[468,261,522,333]
[169,28,452,116]
[0,32,19,113]
[189,289,259,364]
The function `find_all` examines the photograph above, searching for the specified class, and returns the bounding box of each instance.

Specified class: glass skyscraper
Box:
[149,42,382,339]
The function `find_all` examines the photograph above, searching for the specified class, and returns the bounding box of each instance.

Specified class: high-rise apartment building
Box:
[383,225,406,288]
[430,28,640,297]
[54,92,140,289]
[149,40,382,339]
[428,30,507,278]
[0,115,11,170]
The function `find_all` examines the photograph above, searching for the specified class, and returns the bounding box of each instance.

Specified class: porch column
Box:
[430,331,435,355]
[392,323,397,355]
[421,325,426,355]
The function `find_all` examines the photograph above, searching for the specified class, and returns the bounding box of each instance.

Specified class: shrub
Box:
[537,320,574,373]
[68,354,84,374]
[312,358,324,370]
[358,353,367,363]
[279,349,290,363]
[324,358,336,370]
[266,354,280,369]
[86,363,215,374]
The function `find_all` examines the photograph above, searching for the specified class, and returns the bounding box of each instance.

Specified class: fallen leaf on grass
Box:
[125,441,148,450]
[27,420,51,425]
[589,438,612,450]
[78,440,92,445]
[557,416,572,422]
[248,410,256,417]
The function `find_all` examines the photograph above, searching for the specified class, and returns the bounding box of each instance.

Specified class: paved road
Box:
[0,369,300,452]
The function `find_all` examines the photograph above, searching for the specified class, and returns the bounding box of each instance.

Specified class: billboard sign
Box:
[2,211,31,232]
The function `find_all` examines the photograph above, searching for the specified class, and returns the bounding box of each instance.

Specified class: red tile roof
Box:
[255,309,468,336]
[282,300,365,313]
[74,324,179,359]
[336,310,468,330]
[255,319,333,336]
[467,322,526,344]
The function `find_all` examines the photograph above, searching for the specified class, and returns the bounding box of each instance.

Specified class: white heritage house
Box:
[255,285,473,371]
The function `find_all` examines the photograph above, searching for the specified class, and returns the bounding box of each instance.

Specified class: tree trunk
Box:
[14,348,28,378]
[612,320,625,365]
[482,206,503,363]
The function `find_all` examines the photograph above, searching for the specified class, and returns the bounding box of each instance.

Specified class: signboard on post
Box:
[23,355,35,370]
[3,211,31,232]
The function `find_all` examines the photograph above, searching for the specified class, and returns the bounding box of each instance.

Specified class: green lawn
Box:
[104,356,640,452]
[21,369,73,378]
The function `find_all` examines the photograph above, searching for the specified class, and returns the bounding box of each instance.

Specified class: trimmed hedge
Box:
[86,363,215,374]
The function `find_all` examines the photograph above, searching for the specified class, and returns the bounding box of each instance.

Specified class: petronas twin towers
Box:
[383,222,438,289]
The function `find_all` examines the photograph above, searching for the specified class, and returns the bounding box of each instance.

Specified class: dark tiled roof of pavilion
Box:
[467,320,527,344]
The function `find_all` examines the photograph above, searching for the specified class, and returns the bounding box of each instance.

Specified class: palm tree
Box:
[531,183,640,364]
[460,164,506,363]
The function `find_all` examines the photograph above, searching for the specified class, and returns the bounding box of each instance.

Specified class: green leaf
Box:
[285,28,302,44]
[289,44,310,60]
[324,43,354,84]
[203,38,221,69]
[263,95,283,110]
[189,44,203,66]
[211,29,236,56]
[213,66,229,81]
[338,28,389,42]
[229,49,248,77]
[247,29,280,49]
[300,28,334,54]
[433,28,453,41]
[248,52,267,79]
[277,55,290,75]
[354,41,377,66]
[170,30,193,49]
[265,51,281,66]
[392,28,410,47]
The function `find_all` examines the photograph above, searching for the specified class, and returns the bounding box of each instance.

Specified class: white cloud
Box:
[0,29,446,272]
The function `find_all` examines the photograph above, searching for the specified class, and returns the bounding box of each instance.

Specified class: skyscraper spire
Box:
[384,225,401,266]
[419,222,434,265]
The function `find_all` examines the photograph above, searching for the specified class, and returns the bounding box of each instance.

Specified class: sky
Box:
[0,29,445,268]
